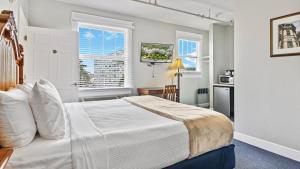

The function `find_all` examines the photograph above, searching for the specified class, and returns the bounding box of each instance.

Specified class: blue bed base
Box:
[165,144,235,169]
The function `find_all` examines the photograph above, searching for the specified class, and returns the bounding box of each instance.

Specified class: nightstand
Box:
[0,148,13,169]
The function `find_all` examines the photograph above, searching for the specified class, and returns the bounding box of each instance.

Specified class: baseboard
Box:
[234,132,300,162]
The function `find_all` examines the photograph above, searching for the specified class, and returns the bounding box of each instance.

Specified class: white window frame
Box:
[72,12,134,98]
[176,31,203,77]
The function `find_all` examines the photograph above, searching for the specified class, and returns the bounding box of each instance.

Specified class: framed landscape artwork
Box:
[140,43,174,63]
[270,12,300,57]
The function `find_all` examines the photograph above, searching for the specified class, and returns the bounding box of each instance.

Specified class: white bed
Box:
[7,99,190,169]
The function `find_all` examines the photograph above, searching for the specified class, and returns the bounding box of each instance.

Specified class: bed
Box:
[0,10,235,169]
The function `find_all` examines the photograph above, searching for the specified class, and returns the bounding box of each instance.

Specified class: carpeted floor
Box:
[234,140,300,169]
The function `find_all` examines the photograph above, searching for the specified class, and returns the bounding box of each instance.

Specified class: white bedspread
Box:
[68,99,189,169]
[8,99,189,169]
[6,135,71,169]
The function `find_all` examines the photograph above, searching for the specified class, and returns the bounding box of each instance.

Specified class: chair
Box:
[163,85,178,102]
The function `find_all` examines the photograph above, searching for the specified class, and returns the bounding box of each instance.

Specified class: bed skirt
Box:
[165,144,235,169]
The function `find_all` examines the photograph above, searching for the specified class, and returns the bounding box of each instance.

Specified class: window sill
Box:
[181,71,202,78]
[78,87,133,100]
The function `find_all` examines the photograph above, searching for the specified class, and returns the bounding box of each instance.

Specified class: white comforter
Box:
[7,99,189,169]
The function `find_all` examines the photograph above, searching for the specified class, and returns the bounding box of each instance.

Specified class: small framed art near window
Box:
[270,12,300,57]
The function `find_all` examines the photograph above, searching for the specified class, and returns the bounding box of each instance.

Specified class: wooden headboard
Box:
[0,10,24,91]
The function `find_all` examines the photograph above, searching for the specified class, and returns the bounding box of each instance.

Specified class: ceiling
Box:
[57,0,234,30]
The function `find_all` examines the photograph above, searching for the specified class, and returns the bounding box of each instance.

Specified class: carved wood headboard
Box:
[0,10,24,91]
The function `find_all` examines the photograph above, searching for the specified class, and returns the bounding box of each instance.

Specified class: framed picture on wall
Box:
[270,12,300,57]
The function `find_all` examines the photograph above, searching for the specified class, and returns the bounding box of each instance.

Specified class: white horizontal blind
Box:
[79,26,126,88]
[178,39,199,71]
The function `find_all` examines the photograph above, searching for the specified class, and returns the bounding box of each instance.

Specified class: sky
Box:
[178,39,198,69]
[293,20,300,32]
[79,27,198,74]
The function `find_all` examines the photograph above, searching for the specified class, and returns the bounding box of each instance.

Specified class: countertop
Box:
[213,84,234,87]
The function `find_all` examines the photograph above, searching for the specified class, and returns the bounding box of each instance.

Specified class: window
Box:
[178,39,199,71]
[78,26,127,88]
[176,31,202,72]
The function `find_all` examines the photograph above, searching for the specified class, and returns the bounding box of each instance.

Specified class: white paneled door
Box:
[26,27,79,102]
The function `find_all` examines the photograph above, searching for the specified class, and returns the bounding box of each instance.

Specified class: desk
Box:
[0,148,13,169]
[137,87,180,102]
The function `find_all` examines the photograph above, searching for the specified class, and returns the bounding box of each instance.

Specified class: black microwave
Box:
[219,75,234,84]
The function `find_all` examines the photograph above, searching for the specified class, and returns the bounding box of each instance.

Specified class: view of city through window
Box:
[79,27,125,88]
[178,39,199,71]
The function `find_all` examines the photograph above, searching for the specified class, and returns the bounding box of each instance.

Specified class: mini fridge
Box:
[213,85,234,117]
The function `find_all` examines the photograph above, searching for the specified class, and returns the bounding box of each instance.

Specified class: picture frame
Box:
[270,12,300,57]
[140,43,174,63]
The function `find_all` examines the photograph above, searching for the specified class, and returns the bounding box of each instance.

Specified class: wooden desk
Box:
[0,148,13,169]
[137,87,180,102]
[137,87,165,95]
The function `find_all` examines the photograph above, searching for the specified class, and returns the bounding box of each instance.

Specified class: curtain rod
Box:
[131,0,230,23]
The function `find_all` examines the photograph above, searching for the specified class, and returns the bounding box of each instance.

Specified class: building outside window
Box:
[78,26,127,88]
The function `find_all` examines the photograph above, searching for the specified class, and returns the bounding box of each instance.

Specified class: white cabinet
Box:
[26,27,79,102]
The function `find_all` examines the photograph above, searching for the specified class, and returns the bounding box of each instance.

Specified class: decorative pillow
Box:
[0,89,37,148]
[29,79,66,139]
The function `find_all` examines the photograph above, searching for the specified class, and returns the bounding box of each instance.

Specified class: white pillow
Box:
[16,82,34,94]
[0,89,37,148]
[29,79,66,140]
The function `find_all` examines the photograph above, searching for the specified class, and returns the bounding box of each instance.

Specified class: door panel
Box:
[27,27,79,102]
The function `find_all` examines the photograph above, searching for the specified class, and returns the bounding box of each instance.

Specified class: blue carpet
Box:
[234,140,300,169]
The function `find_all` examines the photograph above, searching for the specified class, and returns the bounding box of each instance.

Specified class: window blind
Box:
[78,26,126,88]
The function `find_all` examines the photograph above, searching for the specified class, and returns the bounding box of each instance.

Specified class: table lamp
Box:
[169,58,185,90]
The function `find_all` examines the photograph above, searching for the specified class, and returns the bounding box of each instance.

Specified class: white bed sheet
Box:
[7,99,190,169]
[6,135,72,169]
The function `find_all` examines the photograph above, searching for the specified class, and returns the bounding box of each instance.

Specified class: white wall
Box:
[212,24,234,84]
[0,0,29,31]
[27,0,210,105]
[0,0,19,15]
[235,0,300,151]
[209,23,234,107]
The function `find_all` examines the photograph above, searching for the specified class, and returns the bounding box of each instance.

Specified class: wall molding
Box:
[72,12,134,30]
[234,132,300,162]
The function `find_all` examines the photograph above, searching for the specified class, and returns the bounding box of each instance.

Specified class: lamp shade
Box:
[169,58,185,70]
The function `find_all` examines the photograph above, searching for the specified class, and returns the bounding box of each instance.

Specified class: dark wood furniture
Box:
[0,148,13,169]
[163,85,178,102]
[137,87,180,102]
[0,10,24,91]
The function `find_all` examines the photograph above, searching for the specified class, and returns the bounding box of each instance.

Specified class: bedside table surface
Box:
[0,148,13,169]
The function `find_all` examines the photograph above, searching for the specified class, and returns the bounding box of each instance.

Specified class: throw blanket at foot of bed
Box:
[123,95,234,158]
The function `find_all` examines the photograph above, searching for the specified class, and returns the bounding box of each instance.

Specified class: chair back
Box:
[163,85,178,102]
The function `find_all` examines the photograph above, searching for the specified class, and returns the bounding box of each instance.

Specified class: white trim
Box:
[72,12,134,30]
[175,30,204,72]
[72,12,134,89]
[181,71,202,78]
[176,31,203,41]
[78,87,133,100]
[234,132,300,162]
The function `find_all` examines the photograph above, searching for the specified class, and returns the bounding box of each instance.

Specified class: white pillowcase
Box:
[0,89,37,148]
[16,82,34,94]
[29,79,66,140]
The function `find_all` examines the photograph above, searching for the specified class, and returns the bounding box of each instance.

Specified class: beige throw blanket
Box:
[123,95,234,158]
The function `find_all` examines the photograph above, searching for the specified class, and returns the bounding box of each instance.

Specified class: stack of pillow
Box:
[0,79,66,148]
